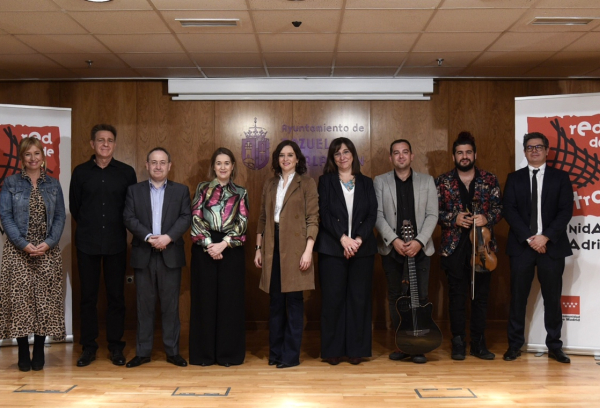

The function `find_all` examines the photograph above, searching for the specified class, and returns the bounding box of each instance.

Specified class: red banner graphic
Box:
[1,125,61,189]
[528,115,600,217]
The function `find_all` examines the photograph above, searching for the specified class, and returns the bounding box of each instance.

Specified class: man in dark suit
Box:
[503,132,573,363]
[374,139,439,364]
[123,147,191,367]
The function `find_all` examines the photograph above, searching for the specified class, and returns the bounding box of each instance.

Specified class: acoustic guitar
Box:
[395,220,443,355]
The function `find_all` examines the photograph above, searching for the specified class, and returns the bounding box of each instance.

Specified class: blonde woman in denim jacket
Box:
[0,137,66,372]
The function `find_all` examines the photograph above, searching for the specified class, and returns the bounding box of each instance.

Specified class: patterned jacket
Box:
[435,167,502,257]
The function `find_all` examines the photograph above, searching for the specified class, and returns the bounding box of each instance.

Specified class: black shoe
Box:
[17,339,31,372]
[389,350,410,361]
[166,354,188,367]
[31,335,45,371]
[548,348,570,364]
[268,359,278,366]
[110,350,126,366]
[451,336,466,360]
[411,354,427,364]
[276,362,298,368]
[470,336,495,360]
[126,356,151,368]
[323,357,341,365]
[348,357,362,365]
[77,350,96,367]
[503,348,521,361]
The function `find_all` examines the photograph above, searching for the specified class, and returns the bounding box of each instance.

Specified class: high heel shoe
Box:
[17,337,31,372]
[31,335,45,371]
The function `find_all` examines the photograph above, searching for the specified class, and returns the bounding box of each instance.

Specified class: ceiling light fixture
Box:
[530,17,594,25]
[85,0,113,3]
[176,18,239,27]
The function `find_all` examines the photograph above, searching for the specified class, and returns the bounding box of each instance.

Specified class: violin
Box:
[469,200,497,273]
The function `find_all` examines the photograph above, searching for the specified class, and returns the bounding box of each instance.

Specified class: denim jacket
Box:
[0,172,66,251]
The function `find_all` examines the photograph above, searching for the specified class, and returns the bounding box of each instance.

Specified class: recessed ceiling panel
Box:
[202,67,266,77]
[264,52,333,67]
[338,33,419,52]
[404,52,480,67]
[118,53,196,68]
[178,33,259,53]
[440,0,532,8]
[540,51,600,67]
[346,0,441,9]
[268,67,332,77]
[472,51,555,67]
[259,34,336,52]
[97,34,185,53]
[9,68,77,79]
[535,0,600,8]
[250,0,343,10]
[70,67,142,78]
[0,12,88,34]
[69,11,170,34]
[342,9,434,33]
[191,53,263,68]
[47,53,128,69]
[426,9,524,32]
[508,8,600,33]
[16,35,110,54]
[332,67,398,77]
[3,54,64,70]
[252,10,340,33]
[414,33,501,52]
[524,65,596,77]
[489,32,586,51]
[151,0,248,10]
[136,67,204,78]
[0,35,35,54]
[335,52,405,67]
[461,66,530,77]
[561,32,600,51]
[53,0,153,11]
[397,66,465,77]
[0,0,59,11]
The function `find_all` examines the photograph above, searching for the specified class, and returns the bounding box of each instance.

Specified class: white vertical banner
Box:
[0,104,72,345]
[515,93,600,356]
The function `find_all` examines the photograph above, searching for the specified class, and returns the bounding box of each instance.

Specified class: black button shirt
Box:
[394,169,418,240]
[69,156,137,255]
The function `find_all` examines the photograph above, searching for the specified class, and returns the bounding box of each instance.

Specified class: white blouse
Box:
[341,180,355,237]
[274,172,295,223]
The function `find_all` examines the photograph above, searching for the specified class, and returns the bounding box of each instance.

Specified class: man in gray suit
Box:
[374,139,439,364]
[123,147,191,368]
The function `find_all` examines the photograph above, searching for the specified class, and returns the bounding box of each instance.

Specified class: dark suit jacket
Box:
[123,180,191,269]
[315,172,377,258]
[503,165,573,258]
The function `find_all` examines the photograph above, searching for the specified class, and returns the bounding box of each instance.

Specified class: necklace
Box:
[340,175,355,191]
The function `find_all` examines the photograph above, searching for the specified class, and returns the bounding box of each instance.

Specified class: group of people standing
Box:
[0,124,573,372]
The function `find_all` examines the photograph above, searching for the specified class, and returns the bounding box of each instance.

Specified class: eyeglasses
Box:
[525,145,546,152]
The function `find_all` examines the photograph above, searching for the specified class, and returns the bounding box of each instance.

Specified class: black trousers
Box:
[189,242,246,366]
[268,228,304,366]
[319,253,374,359]
[443,261,491,340]
[508,248,565,350]
[77,249,126,353]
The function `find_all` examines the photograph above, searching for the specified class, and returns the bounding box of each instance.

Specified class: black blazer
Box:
[503,165,573,258]
[123,180,192,269]
[315,172,378,258]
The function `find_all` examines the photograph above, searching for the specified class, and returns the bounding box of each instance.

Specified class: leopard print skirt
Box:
[0,186,65,340]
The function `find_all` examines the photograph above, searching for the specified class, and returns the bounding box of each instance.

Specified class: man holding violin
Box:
[435,132,502,361]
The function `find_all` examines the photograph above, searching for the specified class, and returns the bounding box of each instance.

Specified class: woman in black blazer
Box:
[315,137,378,365]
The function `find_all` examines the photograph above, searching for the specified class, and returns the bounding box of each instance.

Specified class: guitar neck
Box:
[407,256,420,309]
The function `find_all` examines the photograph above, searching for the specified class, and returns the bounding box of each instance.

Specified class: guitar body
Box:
[395,297,443,355]
[393,220,443,355]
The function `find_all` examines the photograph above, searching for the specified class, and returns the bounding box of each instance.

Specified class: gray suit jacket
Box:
[123,180,191,269]
[374,169,438,256]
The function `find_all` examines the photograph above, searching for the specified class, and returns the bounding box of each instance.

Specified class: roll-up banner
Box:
[515,93,600,356]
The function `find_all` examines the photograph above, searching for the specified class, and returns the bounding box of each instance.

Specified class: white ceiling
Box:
[1,0,600,80]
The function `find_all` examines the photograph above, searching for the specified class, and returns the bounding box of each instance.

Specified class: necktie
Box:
[530,169,539,235]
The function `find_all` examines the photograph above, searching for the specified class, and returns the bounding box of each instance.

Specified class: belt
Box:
[151,247,163,253]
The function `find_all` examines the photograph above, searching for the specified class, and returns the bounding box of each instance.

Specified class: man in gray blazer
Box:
[123,147,191,368]
[374,139,439,364]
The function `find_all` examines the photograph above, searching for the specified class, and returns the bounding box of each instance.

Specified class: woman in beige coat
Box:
[254,140,319,368]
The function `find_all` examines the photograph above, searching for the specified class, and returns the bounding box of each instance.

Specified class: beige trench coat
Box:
[257,174,319,293]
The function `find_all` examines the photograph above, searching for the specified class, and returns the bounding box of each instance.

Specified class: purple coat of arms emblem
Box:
[242,118,270,170]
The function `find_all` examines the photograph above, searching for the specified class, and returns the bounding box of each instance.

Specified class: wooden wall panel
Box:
[2,79,600,337]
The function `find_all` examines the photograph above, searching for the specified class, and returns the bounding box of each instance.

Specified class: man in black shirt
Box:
[374,139,438,364]
[70,124,137,367]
